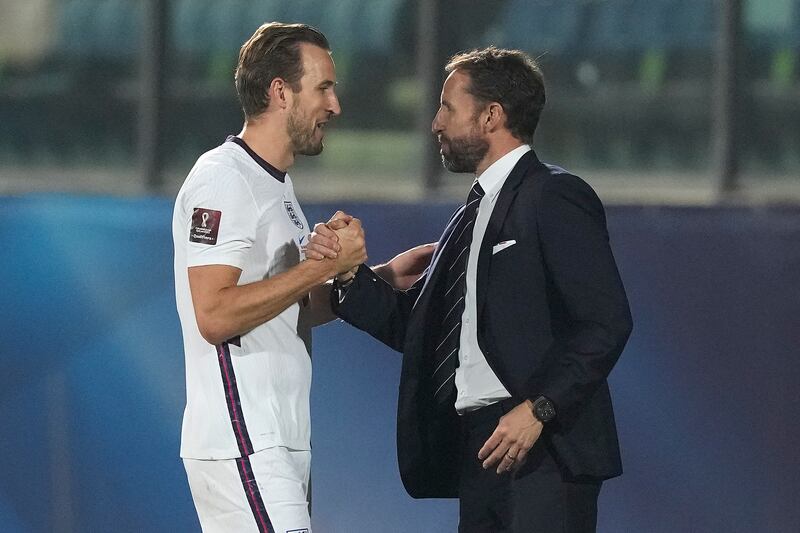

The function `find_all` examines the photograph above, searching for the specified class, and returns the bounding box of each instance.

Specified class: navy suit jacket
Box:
[333,150,633,498]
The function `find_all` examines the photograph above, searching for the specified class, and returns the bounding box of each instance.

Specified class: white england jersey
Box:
[173,136,312,460]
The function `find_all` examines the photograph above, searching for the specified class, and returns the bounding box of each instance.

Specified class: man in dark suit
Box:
[310,47,632,532]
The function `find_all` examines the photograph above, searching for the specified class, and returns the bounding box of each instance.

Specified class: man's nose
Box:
[329,93,341,117]
[431,110,442,134]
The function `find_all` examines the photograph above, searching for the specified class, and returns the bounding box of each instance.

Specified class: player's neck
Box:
[238,121,294,172]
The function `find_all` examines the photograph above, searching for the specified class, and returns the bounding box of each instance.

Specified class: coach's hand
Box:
[381,243,436,290]
[304,211,353,260]
[478,400,543,475]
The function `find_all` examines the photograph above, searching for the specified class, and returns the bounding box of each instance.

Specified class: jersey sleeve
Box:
[180,165,260,270]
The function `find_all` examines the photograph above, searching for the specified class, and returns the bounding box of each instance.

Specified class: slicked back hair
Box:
[235,22,329,119]
[445,47,545,144]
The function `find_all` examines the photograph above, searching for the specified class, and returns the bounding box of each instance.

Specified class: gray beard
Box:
[441,133,489,173]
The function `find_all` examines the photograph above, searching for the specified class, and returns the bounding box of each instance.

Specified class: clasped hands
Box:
[304,211,366,281]
[305,211,437,289]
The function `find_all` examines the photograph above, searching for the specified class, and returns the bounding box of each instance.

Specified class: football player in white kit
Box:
[173,22,431,533]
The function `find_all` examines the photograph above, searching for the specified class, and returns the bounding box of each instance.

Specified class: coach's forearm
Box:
[194,259,337,345]
[306,262,411,328]
[307,257,425,328]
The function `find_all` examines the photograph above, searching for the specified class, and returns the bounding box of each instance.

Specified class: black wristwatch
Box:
[332,274,356,303]
[532,396,556,423]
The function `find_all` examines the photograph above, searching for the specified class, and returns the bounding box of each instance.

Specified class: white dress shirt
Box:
[454,144,532,413]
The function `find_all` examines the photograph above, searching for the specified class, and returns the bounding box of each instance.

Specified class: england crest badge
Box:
[284,201,304,229]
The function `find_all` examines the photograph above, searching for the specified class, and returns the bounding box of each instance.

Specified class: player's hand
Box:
[304,211,354,260]
[477,401,543,475]
[333,218,367,274]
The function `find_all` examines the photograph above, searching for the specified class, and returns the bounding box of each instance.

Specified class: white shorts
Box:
[184,447,311,533]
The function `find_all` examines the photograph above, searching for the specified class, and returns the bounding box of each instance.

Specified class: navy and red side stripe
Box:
[217,342,274,532]
[236,456,274,533]
[216,342,254,456]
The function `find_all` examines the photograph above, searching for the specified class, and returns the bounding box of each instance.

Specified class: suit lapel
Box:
[402,206,465,397]
[408,150,539,353]
[476,151,539,322]
[415,205,465,308]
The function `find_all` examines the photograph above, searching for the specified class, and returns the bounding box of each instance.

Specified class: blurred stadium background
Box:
[1,1,798,532]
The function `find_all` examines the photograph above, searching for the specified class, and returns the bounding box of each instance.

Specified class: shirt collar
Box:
[226,135,286,182]
[476,144,532,198]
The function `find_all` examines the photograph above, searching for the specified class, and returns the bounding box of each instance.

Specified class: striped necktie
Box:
[432,180,485,406]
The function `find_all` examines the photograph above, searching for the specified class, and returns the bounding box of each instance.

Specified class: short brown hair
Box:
[235,22,330,119]
[445,47,546,144]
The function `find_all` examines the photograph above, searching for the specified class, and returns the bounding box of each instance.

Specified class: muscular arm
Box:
[189,259,337,345]
[190,218,367,344]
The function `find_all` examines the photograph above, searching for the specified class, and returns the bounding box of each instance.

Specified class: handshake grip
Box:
[305,211,367,277]
[332,218,368,275]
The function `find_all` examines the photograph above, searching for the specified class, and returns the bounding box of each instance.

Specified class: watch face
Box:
[535,398,555,422]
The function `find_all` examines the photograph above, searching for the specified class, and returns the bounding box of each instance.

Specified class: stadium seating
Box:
[57,0,401,65]
[493,0,716,57]
[93,0,143,60]
[2,0,798,171]
[59,0,99,58]
[59,0,143,61]
[171,0,216,56]
[495,0,583,56]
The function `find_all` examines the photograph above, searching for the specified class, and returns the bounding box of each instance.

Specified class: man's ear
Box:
[483,102,506,132]
[268,78,290,110]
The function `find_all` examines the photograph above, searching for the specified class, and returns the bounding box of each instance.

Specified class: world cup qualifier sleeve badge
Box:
[190,208,222,245]
[284,201,304,229]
